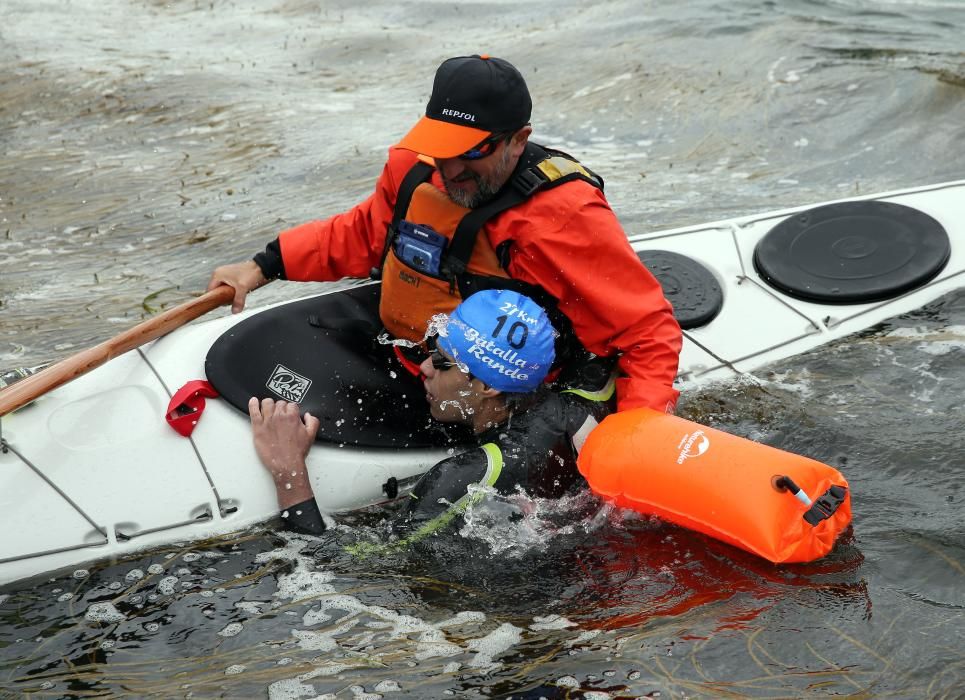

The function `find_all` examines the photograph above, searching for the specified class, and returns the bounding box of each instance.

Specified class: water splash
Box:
[375,313,450,350]
[459,488,608,557]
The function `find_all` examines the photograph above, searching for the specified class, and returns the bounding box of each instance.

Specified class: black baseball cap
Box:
[396,54,532,158]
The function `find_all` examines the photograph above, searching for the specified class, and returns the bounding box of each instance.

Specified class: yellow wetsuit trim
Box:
[346,443,504,557]
[561,375,616,403]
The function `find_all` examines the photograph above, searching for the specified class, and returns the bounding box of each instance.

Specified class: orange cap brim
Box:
[395,115,491,159]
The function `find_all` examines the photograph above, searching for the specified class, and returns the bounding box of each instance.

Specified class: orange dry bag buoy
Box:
[577,408,852,564]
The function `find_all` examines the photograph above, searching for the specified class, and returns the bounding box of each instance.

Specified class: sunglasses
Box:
[458,132,511,161]
[430,348,459,371]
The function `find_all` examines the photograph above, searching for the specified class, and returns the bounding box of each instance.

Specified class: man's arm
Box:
[248,397,326,535]
[274,149,421,282]
[506,187,682,413]
[205,148,421,313]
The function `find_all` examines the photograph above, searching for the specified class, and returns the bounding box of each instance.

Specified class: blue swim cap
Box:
[437,289,556,392]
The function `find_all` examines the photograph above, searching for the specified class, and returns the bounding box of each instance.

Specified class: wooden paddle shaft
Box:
[0,285,235,417]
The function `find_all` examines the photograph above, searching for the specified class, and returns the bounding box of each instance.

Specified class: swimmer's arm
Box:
[395,446,501,541]
[280,498,326,536]
[248,396,326,535]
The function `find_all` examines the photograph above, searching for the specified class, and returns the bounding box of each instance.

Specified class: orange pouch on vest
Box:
[380,182,509,342]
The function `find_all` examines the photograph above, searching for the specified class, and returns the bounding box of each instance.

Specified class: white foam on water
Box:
[218,622,244,637]
[883,324,965,347]
[572,73,634,99]
[568,630,603,647]
[254,534,550,680]
[767,56,786,84]
[466,622,524,670]
[84,602,126,624]
[157,576,179,596]
[302,594,371,626]
[234,601,265,615]
[758,368,814,398]
[267,677,317,700]
[414,639,463,661]
[275,569,335,602]
[459,488,603,557]
[256,536,336,604]
[291,628,340,652]
[529,614,577,631]
[919,340,965,356]
[436,611,486,628]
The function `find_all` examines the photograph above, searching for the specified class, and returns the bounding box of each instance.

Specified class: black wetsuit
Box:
[281,387,613,540]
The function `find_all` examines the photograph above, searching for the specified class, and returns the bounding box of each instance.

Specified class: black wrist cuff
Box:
[253,238,286,280]
[281,498,326,535]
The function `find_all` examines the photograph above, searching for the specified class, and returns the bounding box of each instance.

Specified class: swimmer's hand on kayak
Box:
[248,396,319,509]
[207,260,269,313]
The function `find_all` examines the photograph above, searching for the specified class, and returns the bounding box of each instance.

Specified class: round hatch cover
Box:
[637,249,723,329]
[753,200,950,304]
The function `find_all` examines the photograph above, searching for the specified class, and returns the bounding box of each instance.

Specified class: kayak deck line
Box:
[679,260,965,381]
[137,345,235,519]
[826,265,965,329]
[1,178,964,587]
[0,438,110,555]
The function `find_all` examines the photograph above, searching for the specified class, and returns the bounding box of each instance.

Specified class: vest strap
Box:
[514,167,545,197]
[446,143,601,273]
[371,161,434,280]
[446,184,529,273]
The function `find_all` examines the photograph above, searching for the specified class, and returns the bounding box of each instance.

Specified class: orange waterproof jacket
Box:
[277,147,682,412]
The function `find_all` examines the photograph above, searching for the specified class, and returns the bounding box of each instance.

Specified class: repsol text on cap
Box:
[396,55,532,159]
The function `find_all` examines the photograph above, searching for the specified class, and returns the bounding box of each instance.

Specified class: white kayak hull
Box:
[2,178,963,587]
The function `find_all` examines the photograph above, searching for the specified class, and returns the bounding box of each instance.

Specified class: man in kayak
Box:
[208,54,681,417]
[249,289,609,537]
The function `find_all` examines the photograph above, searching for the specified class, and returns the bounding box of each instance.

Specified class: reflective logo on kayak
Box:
[266,364,312,403]
[676,429,710,465]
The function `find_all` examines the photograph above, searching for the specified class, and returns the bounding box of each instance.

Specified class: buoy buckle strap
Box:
[803,485,848,527]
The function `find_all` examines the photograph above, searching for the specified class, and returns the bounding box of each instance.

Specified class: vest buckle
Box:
[513,168,545,197]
